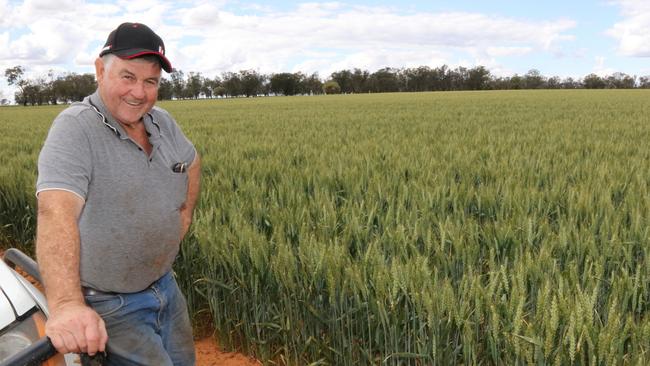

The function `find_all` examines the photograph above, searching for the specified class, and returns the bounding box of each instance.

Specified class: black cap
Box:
[99,22,172,73]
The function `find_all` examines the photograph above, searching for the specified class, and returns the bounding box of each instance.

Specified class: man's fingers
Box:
[70,324,88,354]
[60,331,80,354]
[80,318,109,357]
[49,333,70,355]
[45,303,106,355]
[98,317,109,353]
[84,320,103,356]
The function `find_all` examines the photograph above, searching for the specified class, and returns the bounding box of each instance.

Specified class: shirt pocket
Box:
[167,170,188,209]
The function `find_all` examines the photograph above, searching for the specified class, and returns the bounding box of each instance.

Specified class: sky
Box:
[1,0,650,100]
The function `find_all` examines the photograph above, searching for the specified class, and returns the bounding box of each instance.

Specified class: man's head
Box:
[95,23,171,127]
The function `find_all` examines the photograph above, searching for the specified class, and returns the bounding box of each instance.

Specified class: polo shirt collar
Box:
[87,90,161,140]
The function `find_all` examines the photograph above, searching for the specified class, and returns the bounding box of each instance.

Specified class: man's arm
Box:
[179,153,201,240]
[36,190,108,356]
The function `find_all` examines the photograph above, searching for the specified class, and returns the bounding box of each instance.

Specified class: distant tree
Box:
[604,72,635,89]
[0,98,8,106]
[350,68,370,93]
[239,70,264,97]
[186,72,203,99]
[40,70,58,105]
[5,66,28,106]
[433,65,451,91]
[546,76,561,89]
[639,76,650,89]
[201,77,220,98]
[330,70,353,93]
[488,76,507,90]
[48,73,96,103]
[369,68,400,92]
[170,69,185,99]
[447,67,468,90]
[404,66,436,92]
[524,69,545,89]
[260,76,272,96]
[583,73,606,89]
[302,73,323,95]
[18,82,41,106]
[561,77,581,89]
[222,72,242,97]
[214,86,226,97]
[158,78,173,100]
[69,73,96,101]
[270,72,300,96]
[51,76,72,103]
[466,66,491,90]
[323,80,341,94]
[509,74,523,89]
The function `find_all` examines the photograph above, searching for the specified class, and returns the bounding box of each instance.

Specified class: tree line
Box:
[4,64,650,106]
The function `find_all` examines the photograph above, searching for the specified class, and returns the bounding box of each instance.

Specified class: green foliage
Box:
[0,105,60,252]
[323,81,341,94]
[2,91,650,364]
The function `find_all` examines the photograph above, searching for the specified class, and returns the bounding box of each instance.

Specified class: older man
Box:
[36,22,200,365]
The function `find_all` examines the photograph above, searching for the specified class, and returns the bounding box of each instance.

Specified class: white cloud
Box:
[181,3,221,27]
[0,20,88,66]
[593,56,617,76]
[485,46,534,57]
[115,0,167,14]
[607,0,650,56]
[168,4,575,77]
[0,0,11,28]
[0,1,576,81]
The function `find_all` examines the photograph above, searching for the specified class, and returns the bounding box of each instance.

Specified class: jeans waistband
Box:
[82,286,117,296]
[82,271,173,296]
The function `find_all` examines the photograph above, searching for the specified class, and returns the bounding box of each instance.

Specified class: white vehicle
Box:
[0,249,85,366]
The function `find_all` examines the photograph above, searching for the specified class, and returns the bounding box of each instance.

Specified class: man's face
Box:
[95,56,161,127]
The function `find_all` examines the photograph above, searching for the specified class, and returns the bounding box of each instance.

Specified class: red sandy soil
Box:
[1,250,261,366]
[195,336,261,366]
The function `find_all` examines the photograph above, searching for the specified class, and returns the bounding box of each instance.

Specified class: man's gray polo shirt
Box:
[36,91,196,293]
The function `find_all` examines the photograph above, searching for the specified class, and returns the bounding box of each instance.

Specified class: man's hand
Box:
[46,302,108,356]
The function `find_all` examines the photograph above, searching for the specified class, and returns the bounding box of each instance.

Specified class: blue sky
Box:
[1,0,649,100]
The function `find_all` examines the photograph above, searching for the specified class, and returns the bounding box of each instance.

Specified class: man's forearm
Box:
[36,192,85,308]
[184,153,201,213]
[179,154,201,239]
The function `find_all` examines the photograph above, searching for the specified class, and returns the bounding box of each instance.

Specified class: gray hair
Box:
[101,53,162,71]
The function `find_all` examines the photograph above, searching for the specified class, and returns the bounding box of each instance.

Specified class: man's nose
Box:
[130,81,146,99]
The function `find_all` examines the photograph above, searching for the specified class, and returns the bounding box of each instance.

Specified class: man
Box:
[35,22,200,365]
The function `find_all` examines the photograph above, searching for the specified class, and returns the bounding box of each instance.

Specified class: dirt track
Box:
[195,336,261,366]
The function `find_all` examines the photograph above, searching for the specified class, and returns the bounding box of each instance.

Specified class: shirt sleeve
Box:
[36,113,92,200]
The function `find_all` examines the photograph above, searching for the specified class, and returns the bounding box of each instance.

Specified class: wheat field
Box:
[1,90,649,364]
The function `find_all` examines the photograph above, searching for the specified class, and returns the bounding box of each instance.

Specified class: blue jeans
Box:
[84,271,195,365]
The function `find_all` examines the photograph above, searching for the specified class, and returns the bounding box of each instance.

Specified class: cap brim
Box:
[108,48,173,73]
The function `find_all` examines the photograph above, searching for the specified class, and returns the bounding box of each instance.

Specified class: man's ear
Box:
[94,58,105,85]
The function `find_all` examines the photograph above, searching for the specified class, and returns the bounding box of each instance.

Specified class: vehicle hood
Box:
[0,260,37,330]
